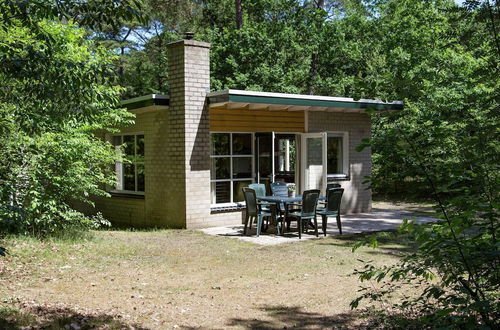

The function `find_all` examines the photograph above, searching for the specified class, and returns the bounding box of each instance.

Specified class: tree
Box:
[235,0,243,29]
[341,0,499,327]
[0,3,134,236]
[0,0,143,31]
[112,0,346,96]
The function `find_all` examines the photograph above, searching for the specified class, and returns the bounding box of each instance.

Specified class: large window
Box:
[210,133,253,205]
[112,134,145,194]
[326,132,348,179]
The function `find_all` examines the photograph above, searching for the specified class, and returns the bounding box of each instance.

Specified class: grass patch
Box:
[0,305,37,329]
[0,228,419,329]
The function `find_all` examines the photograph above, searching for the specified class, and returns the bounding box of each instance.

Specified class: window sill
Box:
[210,204,246,213]
[327,174,350,181]
[109,191,145,199]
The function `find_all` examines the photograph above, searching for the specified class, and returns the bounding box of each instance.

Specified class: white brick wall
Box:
[93,40,222,229]
[89,110,177,227]
[307,112,372,213]
[168,40,213,229]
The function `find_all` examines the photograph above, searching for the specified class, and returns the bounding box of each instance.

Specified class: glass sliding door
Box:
[255,133,272,193]
[301,133,327,194]
[274,134,297,183]
[255,132,298,194]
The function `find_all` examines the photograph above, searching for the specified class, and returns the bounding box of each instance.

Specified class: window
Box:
[210,133,253,205]
[327,132,348,179]
[112,134,145,193]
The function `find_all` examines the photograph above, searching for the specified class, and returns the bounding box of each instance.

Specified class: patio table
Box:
[257,195,325,234]
[257,195,325,204]
[257,195,303,204]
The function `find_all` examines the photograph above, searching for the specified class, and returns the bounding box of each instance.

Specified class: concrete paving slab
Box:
[199,208,437,245]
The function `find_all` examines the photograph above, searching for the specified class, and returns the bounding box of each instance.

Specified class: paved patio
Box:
[200,208,437,245]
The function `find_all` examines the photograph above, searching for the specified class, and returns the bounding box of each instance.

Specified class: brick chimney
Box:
[166,37,211,228]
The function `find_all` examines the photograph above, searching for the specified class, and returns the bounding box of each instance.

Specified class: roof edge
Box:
[207,89,402,106]
[121,94,170,110]
[121,94,169,105]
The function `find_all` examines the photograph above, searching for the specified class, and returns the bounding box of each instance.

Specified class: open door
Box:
[274,133,297,183]
[301,133,327,194]
[256,132,299,194]
[255,133,272,193]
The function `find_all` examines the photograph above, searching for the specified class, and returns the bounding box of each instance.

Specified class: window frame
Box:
[109,133,145,196]
[210,132,255,207]
[326,131,349,180]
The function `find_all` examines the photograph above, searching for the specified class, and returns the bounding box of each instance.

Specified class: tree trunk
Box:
[307,53,319,95]
[118,28,132,82]
[306,0,325,95]
[157,34,163,91]
[235,0,243,29]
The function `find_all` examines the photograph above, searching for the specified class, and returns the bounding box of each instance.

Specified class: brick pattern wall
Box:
[167,40,212,229]
[209,210,246,227]
[92,196,145,227]
[89,110,174,227]
[308,112,372,213]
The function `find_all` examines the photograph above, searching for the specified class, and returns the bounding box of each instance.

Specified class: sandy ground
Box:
[0,202,430,329]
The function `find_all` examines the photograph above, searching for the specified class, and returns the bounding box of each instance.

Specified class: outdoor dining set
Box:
[242,183,344,239]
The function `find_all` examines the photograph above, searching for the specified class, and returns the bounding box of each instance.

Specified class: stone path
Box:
[199,208,437,245]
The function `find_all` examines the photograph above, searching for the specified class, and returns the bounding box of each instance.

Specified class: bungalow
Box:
[91,37,402,228]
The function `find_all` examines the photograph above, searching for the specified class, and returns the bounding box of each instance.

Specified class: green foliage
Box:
[112,0,352,96]
[1,0,495,324]
[208,20,313,93]
[345,1,500,327]
[352,216,499,327]
[361,0,499,198]
[0,0,145,31]
[0,8,132,236]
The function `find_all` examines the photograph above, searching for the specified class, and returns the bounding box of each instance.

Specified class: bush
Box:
[0,12,131,237]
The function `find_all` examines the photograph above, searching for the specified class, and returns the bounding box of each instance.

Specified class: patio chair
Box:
[249,183,273,229]
[316,188,344,235]
[249,183,267,197]
[319,183,341,207]
[242,188,278,237]
[271,181,288,197]
[327,183,341,190]
[270,181,288,213]
[288,189,320,239]
[271,181,297,230]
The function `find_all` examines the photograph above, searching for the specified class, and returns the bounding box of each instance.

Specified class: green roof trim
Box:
[123,90,404,111]
[121,94,169,110]
[228,94,403,111]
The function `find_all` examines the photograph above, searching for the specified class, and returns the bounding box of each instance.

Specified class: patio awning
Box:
[208,89,403,112]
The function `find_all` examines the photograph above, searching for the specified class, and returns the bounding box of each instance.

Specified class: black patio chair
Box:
[249,183,267,198]
[248,183,270,210]
[316,188,344,235]
[271,181,300,231]
[319,183,341,207]
[270,181,288,219]
[242,188,278,236]
[288,189,320,239]
[271,181,288,197]
[327,183,341,190]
